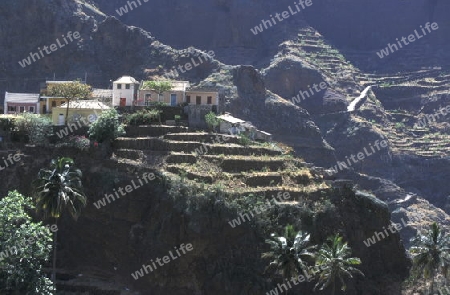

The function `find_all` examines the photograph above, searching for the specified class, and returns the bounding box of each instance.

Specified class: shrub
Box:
[88,109,125,143]
[55,135,90,151]
[205,112,219,132]
[239,133,251,146]
[13,113,53,145]
[124,109,161,126]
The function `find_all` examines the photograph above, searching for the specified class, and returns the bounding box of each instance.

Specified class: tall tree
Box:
[314,234,363,295]
[0,191,54,294]
[410,222,450,294]
[47,81,92,125]
[33,157,87,284]
[143,81,173,103]
[262,225,316,279]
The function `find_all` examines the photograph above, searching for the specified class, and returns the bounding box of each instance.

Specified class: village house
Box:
[186,86,219,112]
[92,88,113,106]
[138,80,190,106]
[52,100,110,126]
[4,92,40,114]
[112,76,139,107]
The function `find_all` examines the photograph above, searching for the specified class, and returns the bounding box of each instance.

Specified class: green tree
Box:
[262,225,316,279]
[33,157,87,283]
[47,81,92,125]
[88,108,125,143]
[314,234,363,295]
[0,191,54,294]
[205,111,219,132]
[143,81,173,102]
[410,222,450,294]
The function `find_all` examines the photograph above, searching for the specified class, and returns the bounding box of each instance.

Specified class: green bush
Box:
[239,133,251,146]
[124,109,161,126]
[0,117,15,131]
[55,135,90,151]
[0,191,54,294]
[88,109,125,143]
[13,113,53,145]
[205,112,219,132]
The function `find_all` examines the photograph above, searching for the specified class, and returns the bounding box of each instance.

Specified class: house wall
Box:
[40,98,66,114]
[112,83,138,106]
[138,90,185,106]
[51,107,105,126]
[5,102,39,114]
[185,91,219,107]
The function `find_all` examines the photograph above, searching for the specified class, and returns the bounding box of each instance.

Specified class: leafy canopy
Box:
[46,81,92,101]
[143,81,173,95]
[0,191,54,294]
[88,109,125,143]
[33,157,87,220]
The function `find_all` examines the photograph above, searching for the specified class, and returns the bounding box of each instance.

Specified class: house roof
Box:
[46,80,82,84]
[187,86,219,93]
[114,76,139,84]
[140,80,190,92]
[5,92,40,103]
[59,100,111,110]
[217,114,245,124]
[92,88,113,99]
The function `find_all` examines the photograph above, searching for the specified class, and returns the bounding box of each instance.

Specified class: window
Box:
[117,84,122,89]
[125,84,130,89]
[8,106,16,112]
[186,96,191,103]
[52,101,56,107]
[196,96,201,105]
[19,106,25,113]
[29,106,35,113]
[207,96,212,104]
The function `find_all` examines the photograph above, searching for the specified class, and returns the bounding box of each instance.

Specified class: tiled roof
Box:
[59,100,111,110]
[217,114,246,124]
[5,92,40,103]
[92,88,113,98]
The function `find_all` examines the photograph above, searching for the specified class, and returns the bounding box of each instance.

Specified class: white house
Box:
[4,92,40,114]
[112,76,140,107]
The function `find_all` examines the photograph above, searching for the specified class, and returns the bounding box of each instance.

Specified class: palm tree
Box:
[410,222,450,294]
[262,225,316,280]
[314,234,364,295]
[33,157,87,284]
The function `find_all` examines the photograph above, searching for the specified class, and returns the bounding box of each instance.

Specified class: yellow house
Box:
[138,81,189,106]
[52,100,110,126]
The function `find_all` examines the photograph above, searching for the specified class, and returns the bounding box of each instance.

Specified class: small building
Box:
[186,86,219,112]
[40,80,86,114]
[138,81,190,106]
[92,88,113,105]
[217,113,245,134]
[4,92,40,114]
[52,100,111,126]
[112,76,140,107]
